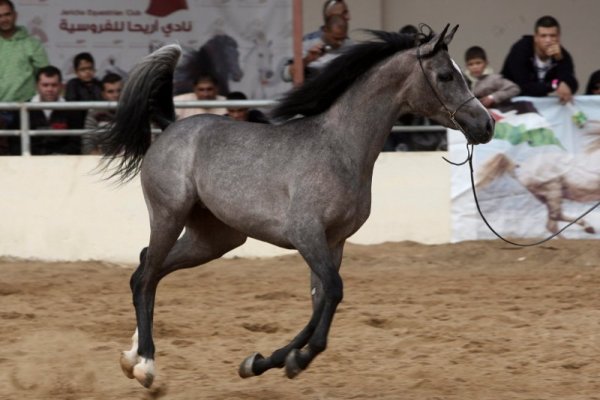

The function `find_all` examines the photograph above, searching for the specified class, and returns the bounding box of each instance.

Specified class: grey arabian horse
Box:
[98,25,493,388]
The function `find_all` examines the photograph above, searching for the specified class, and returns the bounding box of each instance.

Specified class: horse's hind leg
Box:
[122,205,246,387]
[121,206,188,388]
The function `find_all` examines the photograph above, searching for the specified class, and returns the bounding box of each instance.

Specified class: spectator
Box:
[65,52,103,128]
[501,15,578,104]
[29,66,80,155]
[585,70,600,95]
[464,46,520,108]
[282,14,352,82]
[0,0,49,154]
[303,0,351,41]
[84,73,123,154]
[225,91,269,124]
[173,74,227,120]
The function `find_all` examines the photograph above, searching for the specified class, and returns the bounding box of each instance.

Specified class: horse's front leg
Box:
[238,227,344,378]
[284,245,344,378]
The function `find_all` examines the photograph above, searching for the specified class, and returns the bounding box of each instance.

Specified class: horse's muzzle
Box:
[468,118,495,144]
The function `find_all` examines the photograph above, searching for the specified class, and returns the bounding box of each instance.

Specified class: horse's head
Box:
[407,25,494,145]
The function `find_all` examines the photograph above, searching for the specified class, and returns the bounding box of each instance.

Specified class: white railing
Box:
[0,100,444,155]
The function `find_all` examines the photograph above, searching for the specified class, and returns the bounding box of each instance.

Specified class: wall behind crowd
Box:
[304,0,599,94]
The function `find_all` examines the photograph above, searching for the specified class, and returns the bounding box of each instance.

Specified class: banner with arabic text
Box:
[16,0,293,99]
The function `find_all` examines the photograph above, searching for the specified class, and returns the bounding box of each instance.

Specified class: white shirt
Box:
[30,94,65,119]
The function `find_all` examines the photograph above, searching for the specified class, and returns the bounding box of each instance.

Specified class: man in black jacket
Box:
[501,15,578,104]
[29,66,80,155]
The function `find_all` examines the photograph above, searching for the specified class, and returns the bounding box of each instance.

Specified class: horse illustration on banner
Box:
[239,31,274,99]
[477,110,600,235]
[173,34,243,95]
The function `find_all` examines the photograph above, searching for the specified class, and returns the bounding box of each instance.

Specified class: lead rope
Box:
[416,45,600,246]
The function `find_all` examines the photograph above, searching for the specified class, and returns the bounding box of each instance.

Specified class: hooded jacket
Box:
[500,35,578,96]
[0,26,49,102]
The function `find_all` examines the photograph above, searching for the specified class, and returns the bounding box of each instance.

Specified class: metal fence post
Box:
[19,104,30,156]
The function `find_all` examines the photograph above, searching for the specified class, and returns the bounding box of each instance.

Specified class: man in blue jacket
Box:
[501,15,578,104]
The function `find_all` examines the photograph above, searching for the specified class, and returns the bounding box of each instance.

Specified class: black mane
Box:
[271,29,434,121]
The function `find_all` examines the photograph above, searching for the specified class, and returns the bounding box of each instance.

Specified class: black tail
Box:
[97,44,182,182]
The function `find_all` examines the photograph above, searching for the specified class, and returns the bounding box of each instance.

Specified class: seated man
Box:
[29,65,80,155]
[225,91,269,123]
[173,74,227,120]
[501,15,578,104]
[84,72,123,154]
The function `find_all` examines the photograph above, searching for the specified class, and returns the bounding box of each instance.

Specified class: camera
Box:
[322,44,333,53]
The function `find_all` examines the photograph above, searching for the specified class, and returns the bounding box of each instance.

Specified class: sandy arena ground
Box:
[1,240,600,400]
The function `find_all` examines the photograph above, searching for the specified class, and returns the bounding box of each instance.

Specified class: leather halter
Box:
[416,46,475,135]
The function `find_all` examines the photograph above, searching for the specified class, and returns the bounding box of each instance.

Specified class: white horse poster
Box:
[15,0,293,99]
[450,96,600,241]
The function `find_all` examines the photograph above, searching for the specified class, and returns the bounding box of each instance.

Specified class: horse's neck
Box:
[324,56,410,171]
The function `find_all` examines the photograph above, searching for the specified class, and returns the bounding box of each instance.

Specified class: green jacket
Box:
[0,26,49,102]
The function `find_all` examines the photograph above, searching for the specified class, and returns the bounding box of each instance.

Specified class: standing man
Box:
[501,15,578,104]
[0,0,49,153]
[0,0,49,102]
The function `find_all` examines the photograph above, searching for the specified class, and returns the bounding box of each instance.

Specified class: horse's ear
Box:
[443,25,459,46]
[433,24,450,52]
[419,23,450,56]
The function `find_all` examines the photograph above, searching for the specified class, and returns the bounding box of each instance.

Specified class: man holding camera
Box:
[501,15,578,104]
[282,14,351,82]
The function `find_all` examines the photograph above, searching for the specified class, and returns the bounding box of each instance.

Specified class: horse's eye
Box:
[438,72,453,82]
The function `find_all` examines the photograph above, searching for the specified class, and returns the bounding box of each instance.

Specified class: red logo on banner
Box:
[146,0,188,17]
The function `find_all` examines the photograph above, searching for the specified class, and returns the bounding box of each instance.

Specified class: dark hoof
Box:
[238,352,263,378]
[284,349,303,379]
[585,226,596,234]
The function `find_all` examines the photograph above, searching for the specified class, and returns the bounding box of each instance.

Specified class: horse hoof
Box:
[133,358,155,388]
[238,352,263,378]
[284,349,303,379]
[120,350,137,379]
[585,226,596,234]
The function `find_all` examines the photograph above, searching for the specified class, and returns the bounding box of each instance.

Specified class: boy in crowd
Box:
[225,91,269,124]
[464,46,520,108]
[65,52,103,128]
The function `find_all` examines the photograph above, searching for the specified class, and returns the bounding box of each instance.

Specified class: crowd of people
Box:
[1,0,599,156]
